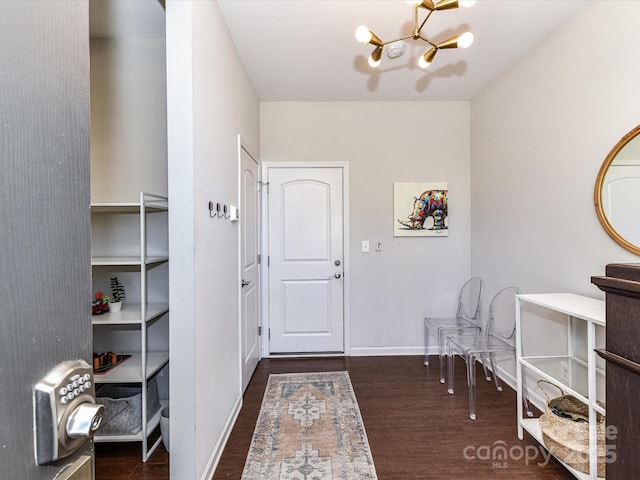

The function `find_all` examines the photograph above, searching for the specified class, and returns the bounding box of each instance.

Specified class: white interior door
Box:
[240,143,261,391]
[267,166,344,353]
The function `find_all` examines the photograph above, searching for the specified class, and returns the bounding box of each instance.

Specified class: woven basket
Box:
[537,380,606,477]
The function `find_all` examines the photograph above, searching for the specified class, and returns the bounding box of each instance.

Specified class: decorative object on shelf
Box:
[537,380,606,477]
[93,351,132,374]
[92,291,109,315]
[355,0,475,70]
[108,276,125,312]
[394,182,448,236]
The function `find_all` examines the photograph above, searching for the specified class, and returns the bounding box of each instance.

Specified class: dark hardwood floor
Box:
[95,435,169,480]
[96,356,575,479]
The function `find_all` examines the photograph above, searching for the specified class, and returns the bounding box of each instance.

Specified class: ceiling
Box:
[217,0,587,102]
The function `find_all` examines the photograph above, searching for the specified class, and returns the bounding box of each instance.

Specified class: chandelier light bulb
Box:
[418,56,432,69]
[459,0,477,7]
[418,47,437,69]
[355,25,373,44]
[458,31,474,48]
[369,46,383,68]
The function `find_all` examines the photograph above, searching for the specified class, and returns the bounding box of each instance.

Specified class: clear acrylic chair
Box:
[424,276,484,383]
[446,286,532,420]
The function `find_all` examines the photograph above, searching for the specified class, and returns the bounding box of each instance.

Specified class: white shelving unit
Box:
[516,293,606,480]
[91,192,169,461]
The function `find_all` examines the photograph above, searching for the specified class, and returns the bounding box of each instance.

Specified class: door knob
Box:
[66,403,104,439]
[241,279,251,287]
[334,272,342,279]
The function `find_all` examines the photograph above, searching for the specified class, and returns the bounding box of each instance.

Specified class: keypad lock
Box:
[33,359,104,465]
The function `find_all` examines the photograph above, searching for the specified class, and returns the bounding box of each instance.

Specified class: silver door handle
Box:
[241,279,251,287]
[334,272,342,279]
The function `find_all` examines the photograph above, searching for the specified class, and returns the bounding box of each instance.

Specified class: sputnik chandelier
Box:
[355,0,476,69]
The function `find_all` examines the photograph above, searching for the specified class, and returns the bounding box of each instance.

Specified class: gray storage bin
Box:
[96,377,160,435]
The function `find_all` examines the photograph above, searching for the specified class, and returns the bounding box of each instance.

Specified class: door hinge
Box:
[268,256,270,267]
[259,181,269,194]
[258,254,262,264]
[258,326,262,336]
[268,328,271,339]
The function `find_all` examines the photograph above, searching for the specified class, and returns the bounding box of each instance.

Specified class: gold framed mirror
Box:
[594,124,640,255]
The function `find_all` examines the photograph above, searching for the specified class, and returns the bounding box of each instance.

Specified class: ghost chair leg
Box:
[438,327,447,383]
[424,319,430,366]
[488,353,504,392]
[447,343,456,395]
[467,353,479,420]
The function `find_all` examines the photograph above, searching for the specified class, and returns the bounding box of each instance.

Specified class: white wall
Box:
[166,1,260,478]
[261,101,471,354]
[471,1,640,380]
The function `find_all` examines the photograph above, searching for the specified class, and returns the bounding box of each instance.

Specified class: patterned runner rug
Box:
[241,371,378,480]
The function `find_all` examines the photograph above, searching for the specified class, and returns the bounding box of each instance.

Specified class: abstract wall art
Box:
[394,182,448,237]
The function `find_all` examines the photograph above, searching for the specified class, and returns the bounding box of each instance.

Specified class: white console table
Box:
[515,293,606,479]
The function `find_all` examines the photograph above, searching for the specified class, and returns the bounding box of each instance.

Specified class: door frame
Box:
[237,135,262,388]
[260,161,350,357]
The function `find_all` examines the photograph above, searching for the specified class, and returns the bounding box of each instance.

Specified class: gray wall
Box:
[471,1,640,383]
[261,101,471,355]
[0,1,91,478]
[166,1,260,478]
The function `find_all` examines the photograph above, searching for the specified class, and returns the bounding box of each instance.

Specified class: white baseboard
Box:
[200,394,243,480]
[350,346,434,357]
[264,346,438,357]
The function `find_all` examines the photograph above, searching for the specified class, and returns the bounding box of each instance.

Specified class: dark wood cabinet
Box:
[592,263,640,479]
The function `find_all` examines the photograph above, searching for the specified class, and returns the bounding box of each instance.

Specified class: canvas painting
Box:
[394,182,448,237]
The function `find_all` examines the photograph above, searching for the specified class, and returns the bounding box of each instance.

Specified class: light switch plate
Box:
[229,205,239,222]
[362,240,370,253]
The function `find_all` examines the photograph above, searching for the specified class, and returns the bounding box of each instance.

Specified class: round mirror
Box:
[594,125,640,255]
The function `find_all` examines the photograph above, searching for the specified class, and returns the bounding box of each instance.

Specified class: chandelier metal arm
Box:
[380,34,414,47]
[417,35,438,48]
[379,6,433,46]
[417,8,434,36]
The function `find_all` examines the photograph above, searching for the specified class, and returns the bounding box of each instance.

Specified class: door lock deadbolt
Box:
[334,260,341,266]
[33,359,103,465]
